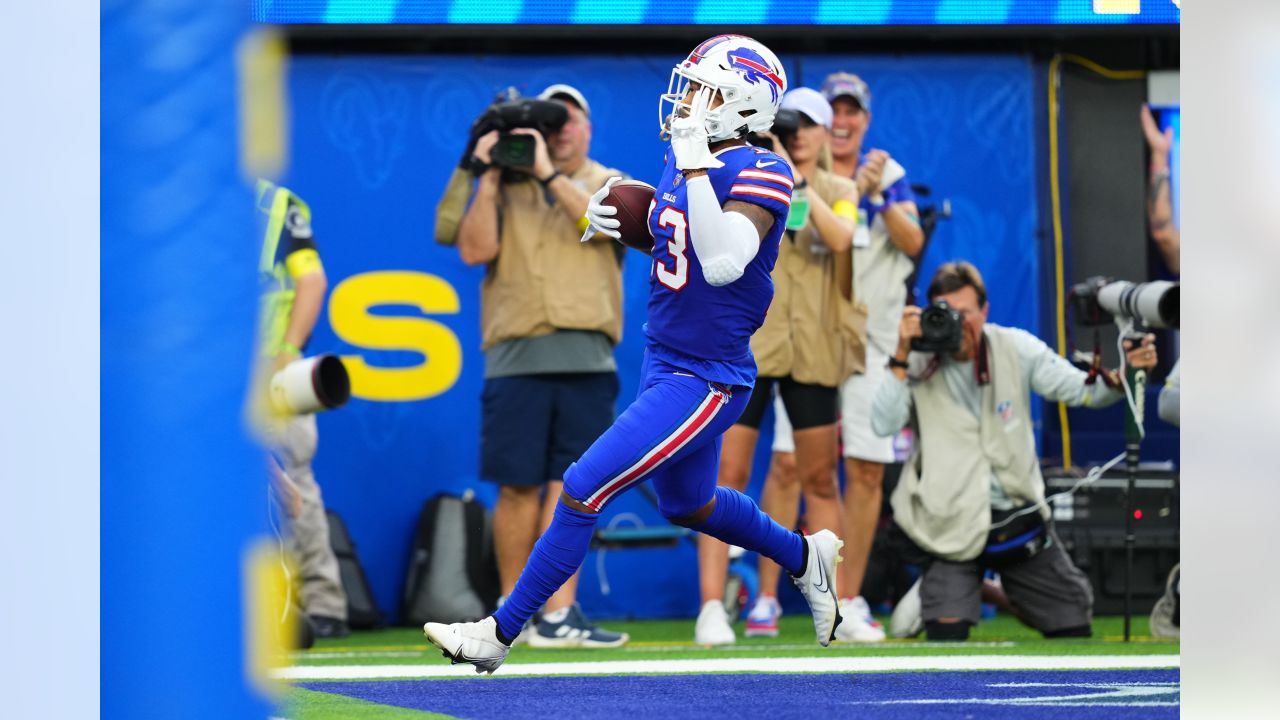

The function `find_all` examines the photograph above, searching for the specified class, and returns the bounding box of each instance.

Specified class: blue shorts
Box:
[563,349,751,518]
[480,372,619,487]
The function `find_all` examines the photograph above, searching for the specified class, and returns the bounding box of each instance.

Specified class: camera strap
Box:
[974,333,991,386]
[1082,327,1123,390]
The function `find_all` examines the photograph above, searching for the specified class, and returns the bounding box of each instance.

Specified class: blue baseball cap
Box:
[821,72,872,112]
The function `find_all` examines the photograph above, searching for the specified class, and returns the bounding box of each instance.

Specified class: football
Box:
[602,179,656,253]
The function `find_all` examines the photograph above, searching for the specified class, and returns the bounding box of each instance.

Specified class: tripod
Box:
[1117,320,1150,642]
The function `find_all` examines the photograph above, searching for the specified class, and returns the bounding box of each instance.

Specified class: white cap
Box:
[538,84,591,118]
[780,87,832,129]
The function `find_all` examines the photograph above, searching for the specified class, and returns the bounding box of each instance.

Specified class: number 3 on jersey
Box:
[655,206,689,291]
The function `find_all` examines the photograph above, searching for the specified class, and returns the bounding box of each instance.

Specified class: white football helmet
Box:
[659,34,788,142]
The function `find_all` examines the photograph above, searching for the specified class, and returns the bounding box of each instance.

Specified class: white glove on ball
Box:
[582,176,622,241]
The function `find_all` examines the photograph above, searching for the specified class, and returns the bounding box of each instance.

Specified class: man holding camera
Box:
[875,262,1158,641]
[454,85,628,648]
[255,179,350,638]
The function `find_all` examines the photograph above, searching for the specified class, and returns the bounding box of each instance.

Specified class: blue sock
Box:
[692,487,805,576]
[493,501,598,643]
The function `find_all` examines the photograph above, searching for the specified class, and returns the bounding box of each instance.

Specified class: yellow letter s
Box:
[329,271,462,401]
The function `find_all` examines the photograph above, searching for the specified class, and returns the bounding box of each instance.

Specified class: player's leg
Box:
[748,393,797,638]
[694,379,770,644]
[425,359,740,672]
[533,371,627,648]
[837,354,894,640]
[749,435,798,637]
[654,413,844,647]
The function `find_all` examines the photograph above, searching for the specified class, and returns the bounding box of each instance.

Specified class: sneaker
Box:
[694,599,736,646]
[423,616,510,675]
[744,595,781,638]
[528,604,629,649]
[790,530,844,647]
[308,615,350,639]
[835,596,887,642]
[889,579,925,639]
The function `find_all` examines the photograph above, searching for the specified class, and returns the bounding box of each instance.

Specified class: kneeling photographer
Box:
[873,262,1158,641]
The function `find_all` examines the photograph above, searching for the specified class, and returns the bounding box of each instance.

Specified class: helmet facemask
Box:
[660,67,757,142]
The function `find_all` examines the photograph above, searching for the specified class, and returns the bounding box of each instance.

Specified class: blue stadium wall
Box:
[281,52,1041,621]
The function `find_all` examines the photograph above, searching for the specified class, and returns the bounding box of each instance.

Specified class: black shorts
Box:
[735,376,838,431]
[480,372,619,487]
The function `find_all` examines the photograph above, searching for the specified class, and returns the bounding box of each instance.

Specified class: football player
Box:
[425,34,844,674]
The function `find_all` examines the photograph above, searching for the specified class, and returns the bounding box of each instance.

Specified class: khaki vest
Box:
[890,324,1046,561]
[480,159,623,350]
[751,169,867,385]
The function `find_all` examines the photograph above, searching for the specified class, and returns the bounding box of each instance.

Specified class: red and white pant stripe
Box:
[584,388,727,511]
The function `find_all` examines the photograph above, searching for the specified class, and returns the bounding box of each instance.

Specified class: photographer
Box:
[454,85,628,648]
[875,262,1158,641]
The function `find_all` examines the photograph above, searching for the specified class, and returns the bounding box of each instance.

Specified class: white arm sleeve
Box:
[684,174,762,286]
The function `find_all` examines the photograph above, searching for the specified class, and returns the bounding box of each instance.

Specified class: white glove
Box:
[669,87,724,171]
[581,176,622,241]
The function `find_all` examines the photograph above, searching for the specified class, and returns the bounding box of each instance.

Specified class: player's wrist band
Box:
[538,170,562,187]
[888,356,910,370]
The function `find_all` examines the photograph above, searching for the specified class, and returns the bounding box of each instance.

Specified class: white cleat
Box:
[835,596,887,642]
[694,599,736,646]
[423,616,511,675]
[889,578,925,639]
[791,530,844,647]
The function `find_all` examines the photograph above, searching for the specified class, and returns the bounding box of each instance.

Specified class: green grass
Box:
[280,614,1177,718]
[291,614,1178,668]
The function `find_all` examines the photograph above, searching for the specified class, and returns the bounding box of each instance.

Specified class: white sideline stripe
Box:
[274,654,1180,681]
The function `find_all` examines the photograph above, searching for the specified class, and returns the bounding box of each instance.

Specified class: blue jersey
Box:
[643,144,794,387]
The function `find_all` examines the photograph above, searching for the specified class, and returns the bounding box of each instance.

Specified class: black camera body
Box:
[747,108,801,149]
[464,94,569,170]
[911,300,963,353]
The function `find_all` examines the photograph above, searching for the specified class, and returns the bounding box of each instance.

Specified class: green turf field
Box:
[279,614,1179,718]
[289,614,1178,668]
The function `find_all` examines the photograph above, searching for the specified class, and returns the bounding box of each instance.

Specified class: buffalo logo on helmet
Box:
[726,47,783,103]
[683,34,736,66]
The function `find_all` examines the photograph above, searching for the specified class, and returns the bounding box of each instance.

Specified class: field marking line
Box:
[274,653,1180,681]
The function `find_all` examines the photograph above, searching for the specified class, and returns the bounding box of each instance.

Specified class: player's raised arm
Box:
[672,88,780,286]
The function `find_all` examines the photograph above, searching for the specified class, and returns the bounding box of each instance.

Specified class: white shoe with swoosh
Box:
[423,616,511,675]
[791,530,844,647]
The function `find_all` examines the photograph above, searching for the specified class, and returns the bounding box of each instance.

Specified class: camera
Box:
[747,108,801,149]
[1071,277,1179,329]
[467,93,569,169]
[269,354,351,415]
[911,300,964,353]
